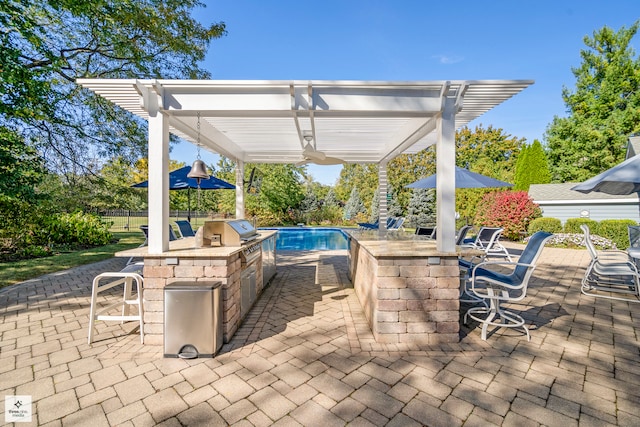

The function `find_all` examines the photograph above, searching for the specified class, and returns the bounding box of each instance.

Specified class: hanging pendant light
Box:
[187,112,210,184]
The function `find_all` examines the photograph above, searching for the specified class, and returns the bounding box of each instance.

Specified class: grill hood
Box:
[201,219,258,246]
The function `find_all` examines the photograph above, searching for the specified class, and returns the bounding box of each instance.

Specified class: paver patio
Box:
[1,244,639,426]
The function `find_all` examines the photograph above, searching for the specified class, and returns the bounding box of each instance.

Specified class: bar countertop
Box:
[115,230,278,258]
[345,229,479,258]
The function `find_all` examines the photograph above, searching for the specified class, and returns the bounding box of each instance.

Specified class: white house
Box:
[529,135,640,225]
[528,182,639,224]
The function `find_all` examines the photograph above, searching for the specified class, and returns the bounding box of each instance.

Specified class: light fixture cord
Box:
[196,112,202,213]
[196,112,202,160]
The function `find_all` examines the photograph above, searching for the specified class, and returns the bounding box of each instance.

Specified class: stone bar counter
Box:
[116,230,277,346]
[346,229,476,345]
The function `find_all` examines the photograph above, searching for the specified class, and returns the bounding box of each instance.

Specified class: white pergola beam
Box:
[76,78,534,254]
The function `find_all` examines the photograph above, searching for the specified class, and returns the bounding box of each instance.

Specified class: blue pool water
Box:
[261,227,349,250]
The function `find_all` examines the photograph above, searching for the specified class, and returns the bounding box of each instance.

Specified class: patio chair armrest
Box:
[593,258,639,274]
[471,261,535,290]
[599,249,631,260]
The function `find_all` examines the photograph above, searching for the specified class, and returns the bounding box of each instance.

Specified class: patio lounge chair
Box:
[358,219,379,229]
[464,231,553,341]
[415,226,436,238]
[127,225,178,265]
[581,224,640,302]
[175,220,196,238]
[388,217,405,231]
[455,225,474,245]
[359,217,396,230]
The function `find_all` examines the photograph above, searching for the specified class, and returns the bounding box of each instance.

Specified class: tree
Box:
[369,190,380,223]
[335,164,378,210]
[0,127,47,203]
[212,159,306,224]
[343,187,366,221]
[406,188,436,228]
[455,125,525,222]
[514,140,551,191]
[546,21,640,182]
[386,184,404,218]
[474,191,542,240]
[1,1,226,176]
[0,127,49,248]
[300,183,321,224]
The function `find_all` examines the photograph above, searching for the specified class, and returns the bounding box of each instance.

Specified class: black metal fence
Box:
[100,210,211,231]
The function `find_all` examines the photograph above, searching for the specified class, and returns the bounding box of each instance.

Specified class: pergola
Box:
[77,79,533,254]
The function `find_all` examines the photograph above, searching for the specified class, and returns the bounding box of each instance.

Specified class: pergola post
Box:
[147,91,170,254]
[436,97,457,252]
[235,160,245,219]
[378,162,388,230]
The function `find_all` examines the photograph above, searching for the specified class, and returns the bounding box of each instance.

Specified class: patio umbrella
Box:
[132,166,234,221]
[406,166,513,189]
[571,154,640,195]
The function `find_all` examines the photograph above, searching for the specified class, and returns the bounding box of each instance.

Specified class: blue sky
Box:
[171,0,640,185]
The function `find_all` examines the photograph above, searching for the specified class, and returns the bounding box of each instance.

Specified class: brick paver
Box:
[1,245,639,425]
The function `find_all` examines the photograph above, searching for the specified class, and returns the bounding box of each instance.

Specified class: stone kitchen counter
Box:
[345,229,476,346]
[115,230,278,347]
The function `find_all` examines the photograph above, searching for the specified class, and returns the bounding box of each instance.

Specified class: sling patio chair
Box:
[455,224,474,246]
[459,227,512,271]
[358,217,396,230]
[415,226,436,238]
[175,220,196,238]
[581,224,640,302]
[627,225,640,269]
[463,231,553,341]
[388,217,405,231]
[127,225,178,265]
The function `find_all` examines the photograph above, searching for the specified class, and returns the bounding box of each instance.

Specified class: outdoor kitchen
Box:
[116,219,277,354]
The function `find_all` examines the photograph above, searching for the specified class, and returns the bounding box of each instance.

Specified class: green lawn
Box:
[0,231,145,289]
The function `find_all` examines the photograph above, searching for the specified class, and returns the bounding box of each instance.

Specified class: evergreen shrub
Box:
[598,219,637,250]
[563,218,598,234]
[528,217,563,234]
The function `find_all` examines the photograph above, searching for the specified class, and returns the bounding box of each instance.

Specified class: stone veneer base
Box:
[349,240,460,345]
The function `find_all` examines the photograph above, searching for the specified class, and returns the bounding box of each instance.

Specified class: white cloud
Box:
[432,54,464,64]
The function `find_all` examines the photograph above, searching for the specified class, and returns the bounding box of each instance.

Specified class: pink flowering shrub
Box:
[474,190,542,240]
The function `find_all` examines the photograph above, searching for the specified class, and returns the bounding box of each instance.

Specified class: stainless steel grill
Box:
[202,219,259,246]
[201,219,262,320]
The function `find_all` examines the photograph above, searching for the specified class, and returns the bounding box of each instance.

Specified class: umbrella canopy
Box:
[406,166,513,189]
[132,166,234,221]
[571,154,640,195]
[132,166,235,191]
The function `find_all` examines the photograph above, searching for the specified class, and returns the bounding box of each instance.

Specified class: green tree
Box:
[1,0,226,175]
[387,184,404,218]
[456,125,524,222]
[369,190,380,223]
[335,164,378,209]
[406,188,436,228]
[0,127,49,249]
[388,150,436,211]
[343,187,366,221]
[514,140,551,191]
[546,21,640,182]
[212,159,306,224]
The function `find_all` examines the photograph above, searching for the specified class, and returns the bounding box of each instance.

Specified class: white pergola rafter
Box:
[78,79,533,253]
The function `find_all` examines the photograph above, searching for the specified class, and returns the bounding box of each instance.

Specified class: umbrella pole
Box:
[188,188,191,223]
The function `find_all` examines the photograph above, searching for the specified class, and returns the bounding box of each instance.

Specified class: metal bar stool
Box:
[88,263,144,344]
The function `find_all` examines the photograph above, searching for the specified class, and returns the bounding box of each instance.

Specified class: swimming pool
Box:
[260,227,349,250]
